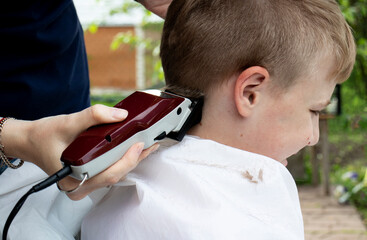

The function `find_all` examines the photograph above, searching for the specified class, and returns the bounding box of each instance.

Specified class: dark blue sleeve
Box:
[0,0,90,120]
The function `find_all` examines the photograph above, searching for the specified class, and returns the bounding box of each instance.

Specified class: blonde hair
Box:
[160,0,356,97]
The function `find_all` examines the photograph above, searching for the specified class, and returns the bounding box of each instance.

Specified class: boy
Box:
[82,0,356,239]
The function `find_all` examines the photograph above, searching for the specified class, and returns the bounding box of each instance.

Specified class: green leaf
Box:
[88,23,99,34]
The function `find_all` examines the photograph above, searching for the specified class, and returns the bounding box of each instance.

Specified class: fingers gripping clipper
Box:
[61,90,203,180]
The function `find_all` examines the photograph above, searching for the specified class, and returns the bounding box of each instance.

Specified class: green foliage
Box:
[357,206,367,226]
[90,94,127,107]
[87,23,99,34]
[332,165,367,208]
[110,30,160,53]
[321,2,367,223]
[329,1,367,134]
[294,150,313,185]
[338,0,367,101]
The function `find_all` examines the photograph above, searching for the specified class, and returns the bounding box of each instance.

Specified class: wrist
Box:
[0,117,26,169]
[0,117,15,157]
[1,118,30,159]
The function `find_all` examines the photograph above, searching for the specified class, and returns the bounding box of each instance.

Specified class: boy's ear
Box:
[234,66,269,117]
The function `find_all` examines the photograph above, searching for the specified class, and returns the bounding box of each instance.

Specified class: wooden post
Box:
[309,145,319,186]
[320,118,330,196]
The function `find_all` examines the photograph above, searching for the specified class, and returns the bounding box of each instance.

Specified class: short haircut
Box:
[160,0,356,97]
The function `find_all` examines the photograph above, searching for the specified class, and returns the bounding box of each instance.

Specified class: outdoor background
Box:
[75,0,367,228]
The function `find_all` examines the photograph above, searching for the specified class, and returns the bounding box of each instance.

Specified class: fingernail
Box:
[112,108,128,119]
[136,142,145,155]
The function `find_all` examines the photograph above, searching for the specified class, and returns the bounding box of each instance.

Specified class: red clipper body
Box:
[61,90,203,180]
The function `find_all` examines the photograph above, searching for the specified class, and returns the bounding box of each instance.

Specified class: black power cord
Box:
[2,166,72,240]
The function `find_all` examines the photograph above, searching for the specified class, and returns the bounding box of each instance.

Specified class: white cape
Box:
[82,136,304,240]
[0,162,108,240]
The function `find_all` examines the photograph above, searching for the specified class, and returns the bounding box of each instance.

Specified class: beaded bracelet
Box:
[0,117,24,169]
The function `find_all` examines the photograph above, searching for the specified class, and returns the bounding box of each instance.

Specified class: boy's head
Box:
[160,0,356,164]
[161,0,355,97]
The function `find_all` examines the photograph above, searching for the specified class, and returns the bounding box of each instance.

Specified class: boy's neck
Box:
[187,80,246,149]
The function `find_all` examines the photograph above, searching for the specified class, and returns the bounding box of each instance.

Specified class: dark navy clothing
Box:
[0,0,90,120]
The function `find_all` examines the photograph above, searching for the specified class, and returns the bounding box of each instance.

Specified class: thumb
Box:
[67,104,128,134]
[85,104,128,126]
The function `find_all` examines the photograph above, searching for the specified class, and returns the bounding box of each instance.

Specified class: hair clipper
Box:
[61,90,203,180]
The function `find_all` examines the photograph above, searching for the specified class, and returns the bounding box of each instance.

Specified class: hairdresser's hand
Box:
[2,105,159,200]
[58,141,158,201]
[135,0,172,18]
